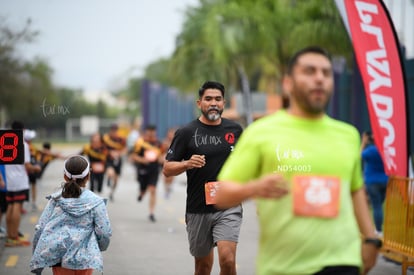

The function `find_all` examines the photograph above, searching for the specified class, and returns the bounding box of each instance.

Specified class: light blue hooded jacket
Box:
[30,189,112,274]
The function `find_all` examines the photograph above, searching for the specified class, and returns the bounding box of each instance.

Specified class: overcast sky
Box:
[1,0,197,92]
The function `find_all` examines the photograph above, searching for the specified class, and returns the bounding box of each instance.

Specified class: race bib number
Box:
[293,175,340,218]
[91,162,105,173]
[205,182,220,205]
[144,150,158,162]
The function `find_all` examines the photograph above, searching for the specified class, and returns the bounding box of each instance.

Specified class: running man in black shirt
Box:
[103,124,126,201]
[80,133,108,193]
[163,81,243,275]
[130,125,163,222]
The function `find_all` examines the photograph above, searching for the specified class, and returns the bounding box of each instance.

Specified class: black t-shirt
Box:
[133,139,162,176]
[166,118,243,213]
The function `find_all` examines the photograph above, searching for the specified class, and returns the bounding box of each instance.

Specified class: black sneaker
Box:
[149,214,156,222]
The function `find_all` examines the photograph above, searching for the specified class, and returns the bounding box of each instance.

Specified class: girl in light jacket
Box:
[30,155,112,275]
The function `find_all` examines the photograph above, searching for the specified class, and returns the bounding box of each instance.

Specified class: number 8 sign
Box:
[0,130,24,164]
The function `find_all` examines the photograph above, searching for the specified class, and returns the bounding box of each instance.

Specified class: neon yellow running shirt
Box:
[218,110,363,275]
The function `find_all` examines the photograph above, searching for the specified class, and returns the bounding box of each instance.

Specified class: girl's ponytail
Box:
[61,155,90,198]
[62,178,82,198]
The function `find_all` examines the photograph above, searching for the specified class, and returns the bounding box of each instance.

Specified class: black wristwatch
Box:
[364,238,383,249]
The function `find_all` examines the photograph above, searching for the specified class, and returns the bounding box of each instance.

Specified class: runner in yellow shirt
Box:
[216,46,380,275]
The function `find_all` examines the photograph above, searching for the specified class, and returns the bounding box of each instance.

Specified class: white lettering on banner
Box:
[367,50,391,91]
[361,24,384,48]
[356,0,396,171]
[371,94,392,119]
[379,119,397,169]
[355,1,378,24]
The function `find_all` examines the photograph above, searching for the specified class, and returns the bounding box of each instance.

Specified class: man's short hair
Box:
[145,124,157,131]
[43,142,51,150]
[198,81,225,98]
[286,46,332,75]
[364,130,374,143]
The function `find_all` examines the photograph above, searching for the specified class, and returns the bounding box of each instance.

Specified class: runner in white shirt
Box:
[5,121,41,247]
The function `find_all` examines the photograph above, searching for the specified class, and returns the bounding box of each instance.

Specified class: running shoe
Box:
[5,237,31,247]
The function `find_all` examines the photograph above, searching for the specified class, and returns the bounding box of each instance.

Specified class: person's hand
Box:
[253,173,289,199]
[185,154,206,170]
[361,243,379,274]
[34,164,42,173]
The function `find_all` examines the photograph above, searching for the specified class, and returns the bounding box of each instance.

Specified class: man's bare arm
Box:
[163,154,206,177]
[215,174,289,209]
[352,188,379,274]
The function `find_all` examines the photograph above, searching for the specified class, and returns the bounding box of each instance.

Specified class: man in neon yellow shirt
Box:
[216,46,380,275]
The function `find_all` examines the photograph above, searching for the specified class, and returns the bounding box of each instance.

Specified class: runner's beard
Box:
[202,108,223,122]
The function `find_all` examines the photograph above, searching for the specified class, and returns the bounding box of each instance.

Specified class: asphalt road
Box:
[0,146,412,275]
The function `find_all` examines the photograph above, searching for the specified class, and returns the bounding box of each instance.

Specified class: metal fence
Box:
[141,80,196,140]
[383,176,414,274]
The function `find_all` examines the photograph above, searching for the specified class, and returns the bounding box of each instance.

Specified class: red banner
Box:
[335,0,408,177]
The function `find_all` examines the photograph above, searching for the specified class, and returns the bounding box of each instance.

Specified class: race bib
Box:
[91,162,105,173]
[205,182,220,205]
[144,150,158,162]
[293,175,340,218]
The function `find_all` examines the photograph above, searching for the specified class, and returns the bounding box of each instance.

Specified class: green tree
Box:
[283,0,352,67]
[168,0,228,92]
[0,17,123,132]
[20,58,57,128]
[111,76,143,118]
[158,0,352,95]
[0,18,38,125]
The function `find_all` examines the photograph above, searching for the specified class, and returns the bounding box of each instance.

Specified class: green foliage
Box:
[145,58,174,86]
[111,76,142,118]
[142,0,352,94]
[0,18,121,131]
[0,18,38,118]
[167,0,228,92]
[284,0,352,63]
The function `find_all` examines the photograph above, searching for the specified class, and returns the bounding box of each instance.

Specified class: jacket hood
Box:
[47,189,106,217]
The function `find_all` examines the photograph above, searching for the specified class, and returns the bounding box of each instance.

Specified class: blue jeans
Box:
[366,184,387,232]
